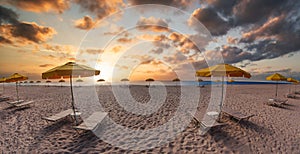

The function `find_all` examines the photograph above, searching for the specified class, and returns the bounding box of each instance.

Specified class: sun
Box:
[95,63,114,82]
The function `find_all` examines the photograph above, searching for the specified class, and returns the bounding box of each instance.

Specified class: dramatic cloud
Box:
[74,0,125,20]
[200,0,237,15]
[128,0,195,9]
[136,17,169,32]
[0,6,56,46]
[4,0,70,14]
[232,0,285,25]
[74,16,97,30]
[191,0,300,64]
[189,7,230,36]
[0,22,56,45]
[0,6,19,25]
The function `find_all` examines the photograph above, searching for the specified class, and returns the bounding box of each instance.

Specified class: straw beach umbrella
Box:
[97,79,105,82]
[6,73,28,102]
[266,73,287,97]
[42,62,100,124]
[196,64,251,118]
[76,79,83,87]
[145,78,155,87]
[59,79,65,87]
[172,78,180,86]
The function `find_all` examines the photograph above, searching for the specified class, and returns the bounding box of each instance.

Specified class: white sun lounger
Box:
[286,93,297,99]
[221,107,255,123]
[7,100,25,105]
[13,101,34,108]
[74,112,108,131]
[42,109,73,122]
[189,112,226,135]
[266,98,288,107]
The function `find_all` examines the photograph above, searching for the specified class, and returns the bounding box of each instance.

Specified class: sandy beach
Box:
[0,84,300,153]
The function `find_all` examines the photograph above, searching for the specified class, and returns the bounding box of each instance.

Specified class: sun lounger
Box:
[7,100,24,105]
[189,112,226,135]
[294,91,300,95]
[221,107,255,123]
[266,98,288,107]
[13,101,34,108]
[0,96,9,102]
[74,112,108,131]
[42,109,73,122]
[286,93,297,99]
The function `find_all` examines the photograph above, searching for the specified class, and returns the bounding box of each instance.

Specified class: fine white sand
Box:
[0,84,299,153]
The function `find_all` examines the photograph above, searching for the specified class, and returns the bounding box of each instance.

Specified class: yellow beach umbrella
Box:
[196,64,251,118]
[6,73,28,102]
[287,78,299,93]
[0,77,6,94]
[0,77,6,83]
[266,73,287,97]
[42,62,100,124]
[196,63,251,78]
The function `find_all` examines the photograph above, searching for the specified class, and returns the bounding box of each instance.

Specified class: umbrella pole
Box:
[16,82,19,102]
[275,81,278,97]
[2,82,4,94]
[218,76,224,122]
[70,75,78,125]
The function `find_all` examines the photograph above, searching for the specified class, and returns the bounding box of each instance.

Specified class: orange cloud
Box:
[117,37,135,43]
[136,17,169,32]
[74,16,97,30]
[4,0,70,14]
[0,22,56,46]
[241,15,285,42]
[111,45,123,53]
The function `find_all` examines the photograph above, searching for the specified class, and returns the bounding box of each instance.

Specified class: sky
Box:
[0,0,299,81]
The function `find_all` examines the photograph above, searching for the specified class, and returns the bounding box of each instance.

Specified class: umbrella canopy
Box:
[266,73,287,97]
[42,62,100,124]
[173,78,180,82]
[196,63,251,78]
[6,73,28,82]
[196,64,251,120]
[29,81,34,83]
[58,79,65,82]
[36,81,41,83]
[145,78,155,82]
[287,78,299,83]
[6,73,28,101]
[266,73,287,81]
[46,80,51,83]
[42,62,100,79]
[97,79,105,82]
